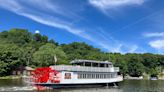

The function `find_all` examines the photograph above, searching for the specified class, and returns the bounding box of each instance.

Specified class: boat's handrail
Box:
[50,65,119,72]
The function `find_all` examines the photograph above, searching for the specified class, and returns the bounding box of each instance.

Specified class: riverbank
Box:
[124,74,164,80]
[0,75,21,79]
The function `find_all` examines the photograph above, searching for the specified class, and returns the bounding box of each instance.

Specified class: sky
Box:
[0,0,164,54]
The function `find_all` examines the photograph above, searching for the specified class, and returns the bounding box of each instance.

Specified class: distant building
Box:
[12,66,34,76]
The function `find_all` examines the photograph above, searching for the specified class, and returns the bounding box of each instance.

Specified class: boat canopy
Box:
[70,60,113,67]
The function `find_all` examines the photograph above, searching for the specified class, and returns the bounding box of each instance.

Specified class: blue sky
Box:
[0,0,164,54]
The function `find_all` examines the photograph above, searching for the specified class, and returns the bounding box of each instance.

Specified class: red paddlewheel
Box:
[32,67,59,83]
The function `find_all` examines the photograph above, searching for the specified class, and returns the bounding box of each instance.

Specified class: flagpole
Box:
[54,55,57,65]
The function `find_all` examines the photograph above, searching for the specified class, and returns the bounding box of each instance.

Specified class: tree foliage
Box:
[0,44,24,76]
[127,56,144,77]
[0,28,164,77]
[33,43,67,67]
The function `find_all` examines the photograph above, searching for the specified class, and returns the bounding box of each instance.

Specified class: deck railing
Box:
[50,65,119,72]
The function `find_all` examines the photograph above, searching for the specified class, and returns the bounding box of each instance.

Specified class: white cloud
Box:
[89,0,145,10]
[143,32,164,38]
[143,32,164,51]
[0,0,93,40]
[128,45,138,53]
[112,44,123,52]
[21,13,84,36]
[149,39,164,50]
[142,12,164,53]
[0,0,141,53]
[120,44,139,53]
[0,0,111,51]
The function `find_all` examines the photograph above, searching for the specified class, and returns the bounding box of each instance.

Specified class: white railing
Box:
[50,65,119,72]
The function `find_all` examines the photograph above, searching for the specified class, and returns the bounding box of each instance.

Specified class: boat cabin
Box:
[49,60,121,83]
[71,59,113,68]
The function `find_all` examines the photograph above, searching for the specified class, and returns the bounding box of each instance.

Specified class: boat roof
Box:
[25,66,34,70]
[70,59,112,65]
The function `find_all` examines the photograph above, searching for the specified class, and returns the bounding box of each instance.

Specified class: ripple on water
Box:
[0,86,36,92]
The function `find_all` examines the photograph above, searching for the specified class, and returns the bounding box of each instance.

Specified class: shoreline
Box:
[0,75,21,79]
[0,75,164,80]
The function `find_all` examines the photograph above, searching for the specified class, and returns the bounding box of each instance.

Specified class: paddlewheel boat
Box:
[24,60,123,88]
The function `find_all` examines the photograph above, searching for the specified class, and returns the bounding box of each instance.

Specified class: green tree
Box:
[114,60,128,77]
[1,28,164,77]
[61,42,104,61]
[0,44,24,76]
[149,68,159,77]
[142,53,159,69]
[33,43,67,67]
[128,56,145,77]
[0,28,32,46]
[22,43,36,66]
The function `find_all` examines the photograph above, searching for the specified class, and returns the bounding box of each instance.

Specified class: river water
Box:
[0,79,164,92]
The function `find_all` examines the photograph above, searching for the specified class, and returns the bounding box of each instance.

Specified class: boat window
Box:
[100,74,102,78]
[102,74,104,78]
[84,74,86,79]
[79,74,83,79]
[82,74,84,79]
[100,64,105,67]
[98,74,100,79]
[83,74,85,79]
[107,74,110,78]
[85,74,87,79]
[91,74,94,79]
[85,62,91,66]
[78,74,80,78]
[108,64,113,67]
[88,74,91,79]
[92,63,99,67]
[96,74,97,79]
[77,73,116,79]
[104,74,106,78]
[65,73,71,79]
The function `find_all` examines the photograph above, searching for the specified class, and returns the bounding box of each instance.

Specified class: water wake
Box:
[0,86,36,92]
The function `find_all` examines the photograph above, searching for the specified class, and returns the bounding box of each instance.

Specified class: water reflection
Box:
[0,79,164,92]
[0,86,35,92]
[52,87,123,92]
[0,86,123,92]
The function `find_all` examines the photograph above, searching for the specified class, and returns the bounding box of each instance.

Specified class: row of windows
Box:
[77,73,117,79]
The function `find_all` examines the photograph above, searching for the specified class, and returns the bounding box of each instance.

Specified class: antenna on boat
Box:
[54,54,57,65]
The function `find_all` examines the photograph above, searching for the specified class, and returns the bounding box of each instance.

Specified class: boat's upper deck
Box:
[50,60,119,73]
[70,60,113,67]
[50,65,119,72]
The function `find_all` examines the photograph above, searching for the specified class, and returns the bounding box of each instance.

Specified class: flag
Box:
[54,55,57,63]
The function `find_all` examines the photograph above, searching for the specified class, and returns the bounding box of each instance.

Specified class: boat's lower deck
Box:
[23,67,123,88]
[34,82,120,88]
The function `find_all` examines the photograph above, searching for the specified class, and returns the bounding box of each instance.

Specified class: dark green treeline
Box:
[0,28,163,77]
